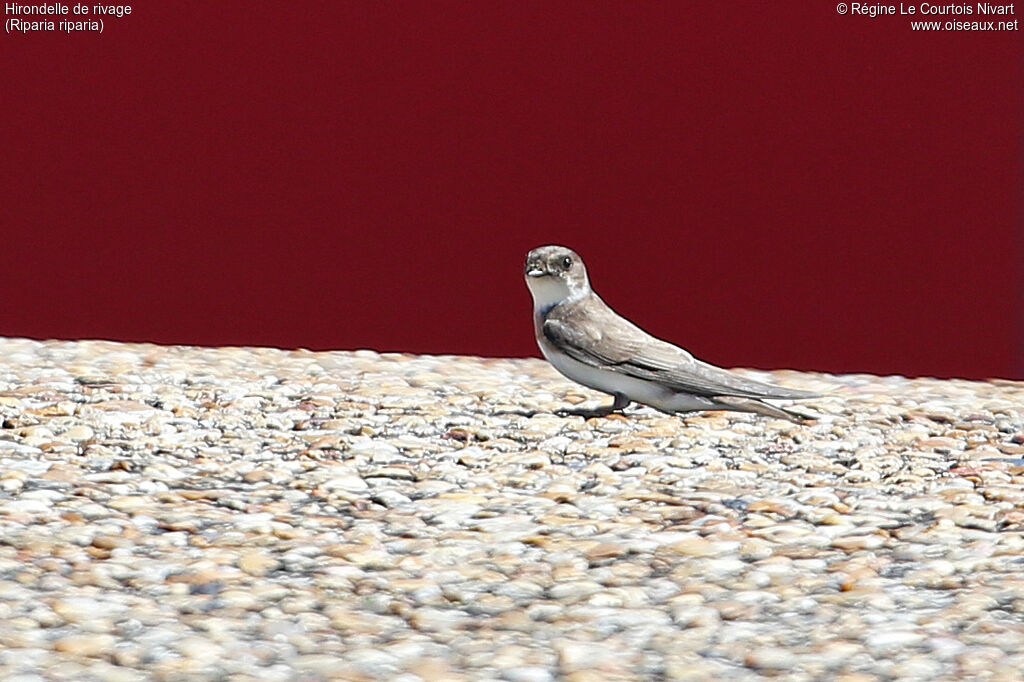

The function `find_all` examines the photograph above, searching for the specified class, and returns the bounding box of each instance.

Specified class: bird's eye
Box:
[561,256,572,269]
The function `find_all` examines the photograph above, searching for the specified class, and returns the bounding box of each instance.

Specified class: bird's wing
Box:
[543,296,818,400]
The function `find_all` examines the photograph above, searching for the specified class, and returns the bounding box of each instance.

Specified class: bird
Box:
[524,245,820,421]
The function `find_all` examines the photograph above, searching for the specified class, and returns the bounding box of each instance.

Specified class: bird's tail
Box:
[712,396,818,423]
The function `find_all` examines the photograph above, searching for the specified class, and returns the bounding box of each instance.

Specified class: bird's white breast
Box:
[525,275,572,311]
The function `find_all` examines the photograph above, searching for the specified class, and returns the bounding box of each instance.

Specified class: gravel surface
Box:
[0,337,1023,681]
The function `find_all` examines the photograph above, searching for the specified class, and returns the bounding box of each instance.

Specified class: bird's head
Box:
[524,245,590,308]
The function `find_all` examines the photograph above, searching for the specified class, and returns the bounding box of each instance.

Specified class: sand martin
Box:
[524,245,819,421]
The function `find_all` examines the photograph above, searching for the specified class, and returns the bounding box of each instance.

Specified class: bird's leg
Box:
[556,393,629,418]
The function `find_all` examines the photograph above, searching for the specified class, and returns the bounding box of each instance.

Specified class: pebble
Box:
[237,551,281,577]
[0,337,1020,680]
[502,668,555,682]
[865,630,928,653]
[409,608,470,632]
[746,647,797,671]
[52,634,117,657]
[63,425,95,442]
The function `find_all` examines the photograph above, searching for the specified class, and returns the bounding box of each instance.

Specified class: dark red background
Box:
[3,2,1021,379]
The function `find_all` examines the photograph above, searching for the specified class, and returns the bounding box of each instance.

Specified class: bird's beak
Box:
[526,267,545,278]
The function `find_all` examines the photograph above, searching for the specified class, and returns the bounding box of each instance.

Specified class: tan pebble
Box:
[607,436,651,451]
[243,470,273,483]
[20,425,54,439]
[64,425,95,441]
[111,646,144,667]
[175,636,223,660]
[322,543,363,558]
[746,501,796,517]
[555,640,611,673]
[995,509,1024,529]
[918,436,963,451]
[13,572,36,585]
[491,610,534,631]
[409,608,468,632]
[457,451,485,467]
[85,546,111,559]
[272,525,306,539]
[108,496,148,512]
[522,535,552,549]
[406,658,468,682]
[738,539,773,561]
[365,466,417,480]
[664,656,722,681]
[585,543,627,563]
[508,451,550,468]
[669,538,738,558]
[92,535,130,550]
[166,569,223,586]
[307,435,344,449]
[622,490,678,504]
[41,464,82,483]
[840,566,878,591]
[656,506,702,523]
[552,563,586,581]
[324,608,377,633]
[53,634,117,657]
[143,463,187,480]
[832,534,885,551]
[0,477,24,492]
[259,501,292,515]
[50,600,85,622]
[180,490,227,501]
[594,418,629,433]
[565,671,609,682]
[27,401,76,416]
[745,647,796,671]
[344,550,393,569]
[237,552,280,577]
